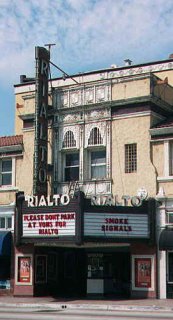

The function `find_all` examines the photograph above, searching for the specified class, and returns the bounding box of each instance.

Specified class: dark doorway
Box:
[46,248,87,298]
[105,252,131,297]
[35,247,130,299]
[86,250,131,298]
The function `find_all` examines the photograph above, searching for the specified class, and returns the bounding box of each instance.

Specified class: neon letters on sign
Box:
[91,195,143,207]
[25,194,70,207]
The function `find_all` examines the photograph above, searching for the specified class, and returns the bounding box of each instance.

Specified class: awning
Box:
[159,228,173,250]
[0,232,11,256]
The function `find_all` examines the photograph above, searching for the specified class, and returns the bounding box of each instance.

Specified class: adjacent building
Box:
[0,135,23,293]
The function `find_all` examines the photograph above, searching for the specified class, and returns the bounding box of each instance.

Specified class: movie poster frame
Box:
[15,254,33,286]
[132,255,155,291]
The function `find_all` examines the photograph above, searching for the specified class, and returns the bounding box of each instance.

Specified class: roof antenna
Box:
[44,43,56,52]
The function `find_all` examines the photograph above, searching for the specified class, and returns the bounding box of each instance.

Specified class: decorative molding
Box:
[85,108,110,121]
[106,121,111,179]
[15,59,173,95]
[60,125,80,150]
[59,112,83,123]
[85,122,106,147]
[104,61,173,80]
[54,83,111,109]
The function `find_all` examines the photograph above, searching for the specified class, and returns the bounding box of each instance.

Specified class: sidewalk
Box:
[0,296,172,312]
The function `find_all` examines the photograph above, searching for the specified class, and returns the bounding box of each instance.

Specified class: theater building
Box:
[14,191,156,298]
[11,48,173,298]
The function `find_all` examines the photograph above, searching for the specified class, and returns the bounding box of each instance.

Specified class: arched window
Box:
[63,130,76,148]
[88,127,103,145]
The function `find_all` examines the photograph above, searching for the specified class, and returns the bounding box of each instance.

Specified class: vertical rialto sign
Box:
[33,46,50,196]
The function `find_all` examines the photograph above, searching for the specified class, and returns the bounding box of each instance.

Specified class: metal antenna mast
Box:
[44,43,56,52]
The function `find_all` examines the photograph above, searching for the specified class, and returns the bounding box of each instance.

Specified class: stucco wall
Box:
[112,114,157,199]
[112,78,150,101]
[15,91,35,135]
[151,142,164,177]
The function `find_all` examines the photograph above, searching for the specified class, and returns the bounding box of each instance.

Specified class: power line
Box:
[49,60,79,85]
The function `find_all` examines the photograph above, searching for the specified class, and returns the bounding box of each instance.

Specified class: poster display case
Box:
[15,254,33,285]
[132,255,154,291]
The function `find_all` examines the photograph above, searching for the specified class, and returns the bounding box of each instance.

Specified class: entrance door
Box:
[63,250,86,297]
[87,251,131,298]
[108,252,131,297]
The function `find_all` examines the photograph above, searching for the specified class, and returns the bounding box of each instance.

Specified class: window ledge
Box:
[0,186,18,192]
[61,147,79,152]
[157,176,173,182]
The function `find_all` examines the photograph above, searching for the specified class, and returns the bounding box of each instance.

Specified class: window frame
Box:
[166,212,173,224]
[0,157,16,190]
[88,148,106,180]
[0,215,12,230]
[0,158,12,186]
[169,141,173,176]
[125,143,137,173]
[63,152,79,182]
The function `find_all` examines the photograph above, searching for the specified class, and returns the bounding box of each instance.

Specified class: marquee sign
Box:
[84,212,149,238]
[22,212,76,237]
[33,46,50,196]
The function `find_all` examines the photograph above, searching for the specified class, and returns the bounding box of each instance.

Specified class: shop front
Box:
[14,192,157,298]
[0,203,14,293]
[157,197,173,299]
[0,231,12,291]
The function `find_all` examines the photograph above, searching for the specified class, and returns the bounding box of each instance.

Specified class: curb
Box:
[0,302,172,312]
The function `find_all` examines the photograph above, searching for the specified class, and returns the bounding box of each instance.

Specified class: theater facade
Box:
[11,47,173,299]
[14,191,156,298]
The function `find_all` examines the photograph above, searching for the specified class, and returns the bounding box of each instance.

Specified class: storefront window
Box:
[87,254,103,278]
[168,252,173,282]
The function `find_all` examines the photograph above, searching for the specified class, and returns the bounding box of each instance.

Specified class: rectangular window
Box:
[87,254,103,279]
[168,252,173,282]
[0,216,12,230]
[0,159,12,186]
[167,212,173,223]
[64,153,79,181]
[125,143,137,173]
[91,150,106,179]
[7,217,12,229]
[0,218,5,229]
[169,142,173,175]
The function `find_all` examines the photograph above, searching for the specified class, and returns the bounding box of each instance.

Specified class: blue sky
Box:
[1,0,173,136]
